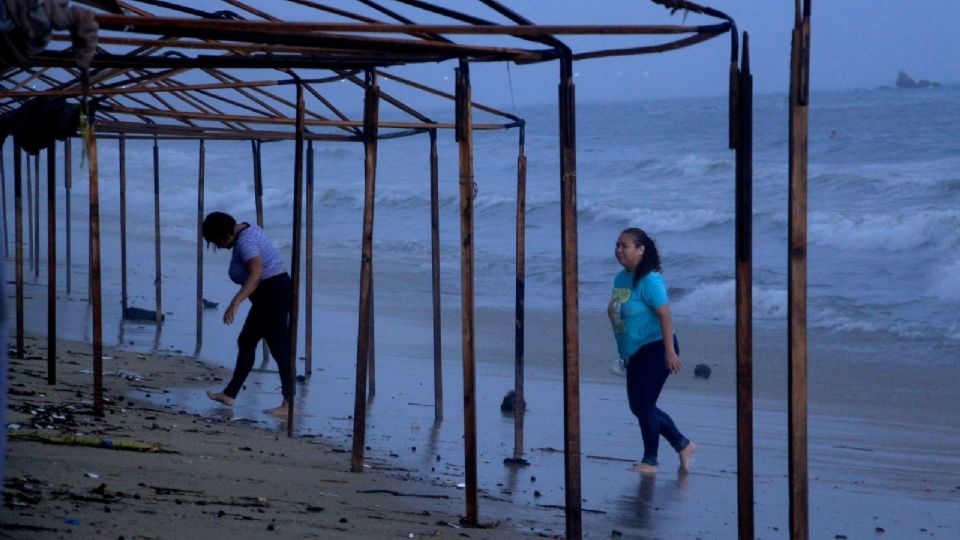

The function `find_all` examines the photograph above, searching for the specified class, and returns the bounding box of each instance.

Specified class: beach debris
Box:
[456,483,466,489]
[609,358,627,376]
[499,390,525,413]
[357,489,450,499]
[7,423,22,430]
[202,298,219,309]
[611,530,623,537]
[64,518,81,526]
[694,363,712,379]
[124,306,165,323]
[503,457,530,467]
[85,472,99,479]
[10,433,167,452]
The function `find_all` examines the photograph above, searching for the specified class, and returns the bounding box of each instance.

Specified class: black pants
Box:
[223,273,293,401]
[626,335,688,466]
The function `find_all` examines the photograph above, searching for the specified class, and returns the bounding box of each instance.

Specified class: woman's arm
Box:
[224,256,263,325]
[653,304,682,374]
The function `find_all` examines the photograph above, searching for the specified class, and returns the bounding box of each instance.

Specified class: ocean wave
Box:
[928,257,960,301]
[672,280,786,321]
[579,202,732,233]
[805,209,960,251]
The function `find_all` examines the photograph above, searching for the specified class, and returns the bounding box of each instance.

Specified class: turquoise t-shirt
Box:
[610,270,669,359]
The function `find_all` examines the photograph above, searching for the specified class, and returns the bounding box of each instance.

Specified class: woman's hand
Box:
[223,301,240,325]
[665,348,683,375]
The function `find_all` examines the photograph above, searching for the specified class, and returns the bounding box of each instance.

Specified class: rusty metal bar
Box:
[90,17,720,36]
[196,140,205,346]
[429,128,442,422]
[46,144,57,385]
[64,139,72,295]
[571,31,726,61]
[455,60,479,526]
[513,123,527,461]
[735,32,755,540]
[304,139,314,378]
[788,2,811,538]
[152,137,162,324]
[97,106,514,130]
[351,69,379,473]
[559,54,582,540]
[14,144,24,358]
[1,149,7,257]
[287,81,306,436]
[118,135,128,313]
[87,123,104,416]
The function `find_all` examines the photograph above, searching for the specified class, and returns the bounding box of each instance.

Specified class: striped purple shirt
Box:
[228,223,284,285]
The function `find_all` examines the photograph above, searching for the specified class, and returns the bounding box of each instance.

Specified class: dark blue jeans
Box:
[626,335,689,466]
[224,273,294,401]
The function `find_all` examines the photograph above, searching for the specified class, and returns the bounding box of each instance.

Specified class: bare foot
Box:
[206,391,234,407]
[263,401,289,417]
[679,441,697,472]
[628,463,658,475]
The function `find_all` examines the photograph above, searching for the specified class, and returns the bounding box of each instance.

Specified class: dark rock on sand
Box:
[123,307,164,322]
[500,390,526,413]
[694,363,712,379]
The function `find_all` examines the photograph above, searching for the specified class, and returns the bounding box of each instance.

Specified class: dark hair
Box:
[621,227,662,288]
[202,211,236,248]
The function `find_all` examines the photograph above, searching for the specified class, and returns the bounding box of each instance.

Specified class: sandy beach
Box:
[3,335,557,539]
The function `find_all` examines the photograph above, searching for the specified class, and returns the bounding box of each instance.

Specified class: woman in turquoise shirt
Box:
[609,228,696,475]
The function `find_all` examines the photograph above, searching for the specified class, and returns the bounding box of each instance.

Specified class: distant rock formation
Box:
[896,71,942,89]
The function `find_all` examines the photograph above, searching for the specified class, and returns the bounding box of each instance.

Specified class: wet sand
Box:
[3,336,551,538]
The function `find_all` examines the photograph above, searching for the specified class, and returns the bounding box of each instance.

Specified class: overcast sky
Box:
[370,0,960,107]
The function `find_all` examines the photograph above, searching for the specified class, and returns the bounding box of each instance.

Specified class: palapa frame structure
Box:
[0,0,816,537]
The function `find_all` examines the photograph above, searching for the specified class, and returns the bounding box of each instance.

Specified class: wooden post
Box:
[13,144,24,359]
[119,135,128,313]
[152,137,162,323]
[47,144,57,385]
[351,69,378,473]
[788,2,811,538]
[304,139,314,378]
[64,139,72,295]
[513,124,527,460]
[87,125,104,416]
[287,81,306,436]
[429,128,443,422]
[735,32,755,540]
[196,140,205,345]
[368,274,375,396]
[456,60,479,526]
[559,54,582,540]
[1,149,8,257]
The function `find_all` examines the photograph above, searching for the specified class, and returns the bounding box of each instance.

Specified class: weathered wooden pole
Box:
[304,139,314,378]
[196,140,205,345]
[33,154,39,279]
[735,31,755,540]
[1,149,8,257]
[429,128,443,422]
[64,139,72,295]
[559,54,583,540]
[351,69,379,473]
[368,273,375,397]
[788,2,811,538]
[455,59,479,526]
[511,122,528,461]
[287,81,306,436]
[86,123,104,416]
[46,143,57,385]
[118,135,128,313]
[14,144,24,359]
[152,137,162,324]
